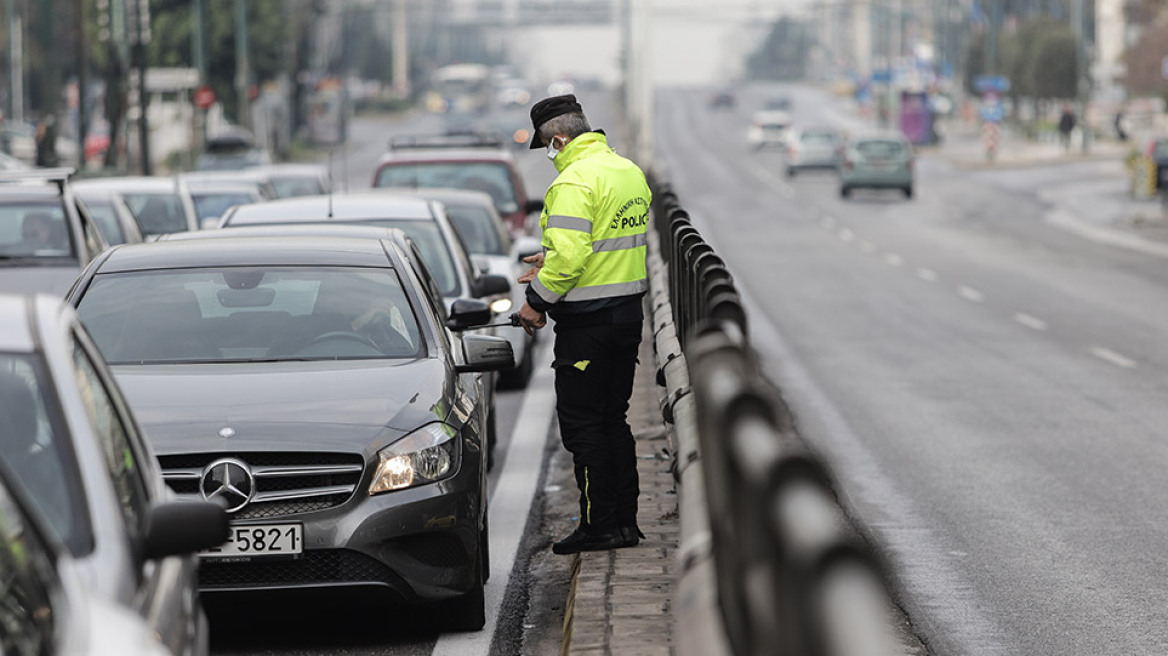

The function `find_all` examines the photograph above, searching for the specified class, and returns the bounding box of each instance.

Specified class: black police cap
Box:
[529,94,583,149]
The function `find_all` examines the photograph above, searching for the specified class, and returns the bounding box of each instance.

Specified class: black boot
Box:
[619,526,645,548]
[552,526,623,555]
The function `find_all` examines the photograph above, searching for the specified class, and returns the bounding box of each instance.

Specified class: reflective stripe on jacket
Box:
[527,132,651,314]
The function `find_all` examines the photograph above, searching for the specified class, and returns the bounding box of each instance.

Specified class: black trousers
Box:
[552,319,642,533]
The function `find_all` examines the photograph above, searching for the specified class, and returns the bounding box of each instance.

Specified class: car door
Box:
[68,329,205,656]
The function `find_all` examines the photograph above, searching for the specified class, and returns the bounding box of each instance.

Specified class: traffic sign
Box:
[974,75,1010,94]
[193,85,216,111]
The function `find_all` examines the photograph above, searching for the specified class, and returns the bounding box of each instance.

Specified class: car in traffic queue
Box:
[782,127,844,177]
[747,109,793,150]
[247,163,332,199]
[1147,136,1168,193]
[384,187,538,388]
[0,293,229,655]
[72,176,200,238]
[838,131,916,199]
[74,184,146,246]
[182,181,265,230]
[217,193,514,467]
[372,133,544,236]
[66,236,513,631]
[0,458,190,656]
[0,169,110,296]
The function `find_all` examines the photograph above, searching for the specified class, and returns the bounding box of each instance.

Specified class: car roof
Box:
[0,186,67,201]
[94,236,397,273]
[0,294,35,352]
[247,163,327,176]
[225,192,436,223]
[161,223,408,243]
[386,187,496,209]
[72,177,182,192]
[377,148,516,165]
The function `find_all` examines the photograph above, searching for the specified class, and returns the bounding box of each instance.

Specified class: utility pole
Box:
[1070,0,1090,153]
[128,0,151,174]
[193,0,206,154]
[626,0,653,169]
[235,0,251,129]
[8,0,22,124]
[77,0,89,169]
[392,0,409,98]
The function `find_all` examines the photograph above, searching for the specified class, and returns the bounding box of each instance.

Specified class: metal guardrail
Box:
[648,175,904,656]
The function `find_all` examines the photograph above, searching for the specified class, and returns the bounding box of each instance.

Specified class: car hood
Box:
[112,358,462,453]
[0,265,80,296]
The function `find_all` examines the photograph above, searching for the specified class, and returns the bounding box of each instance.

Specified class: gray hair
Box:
[538,112,591,146]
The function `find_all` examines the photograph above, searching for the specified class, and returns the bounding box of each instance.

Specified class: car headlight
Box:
[370,423,460,494]
[490,297,513,314]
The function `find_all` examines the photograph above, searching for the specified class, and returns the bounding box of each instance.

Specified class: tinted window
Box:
[192,192,257,221]
[375,162,518,214]
[78,267,424,364]
[0,354,90,555]
[71,339,150,539]
[0,200,75,260]
[78,198,127,245]
[121,192,187,236]
[0,474,57,656]
[855,140,908,159]
[445,204,507,255]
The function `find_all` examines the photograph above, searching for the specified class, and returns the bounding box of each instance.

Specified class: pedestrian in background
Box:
[35,114,59,168]
[516,94,653,555]
[1058,104,1076,152]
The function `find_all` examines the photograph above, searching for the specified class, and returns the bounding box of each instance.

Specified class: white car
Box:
[747,110,793,150]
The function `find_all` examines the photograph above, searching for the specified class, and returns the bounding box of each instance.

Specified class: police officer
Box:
[517,94,652,555]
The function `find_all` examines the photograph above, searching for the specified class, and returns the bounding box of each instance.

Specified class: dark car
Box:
[1148,137,1168,192]
[0,293,228,655]
[372,134,543,236]
[0,169,109,296]
[67,236,513,630]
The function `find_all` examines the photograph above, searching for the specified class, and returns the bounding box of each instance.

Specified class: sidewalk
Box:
[928,118,1132,169]
[559,318,679,656]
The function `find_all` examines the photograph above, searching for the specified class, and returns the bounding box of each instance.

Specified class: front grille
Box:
[159,452,365,519]
[199,550,401,590]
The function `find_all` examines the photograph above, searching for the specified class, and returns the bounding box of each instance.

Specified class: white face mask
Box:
[545,137,563,161]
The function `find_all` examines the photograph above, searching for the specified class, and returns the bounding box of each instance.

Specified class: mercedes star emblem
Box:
[200,458,255,513]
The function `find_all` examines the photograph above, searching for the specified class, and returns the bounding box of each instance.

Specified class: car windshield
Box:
[121,192,187,236]
[375,162,518,214]
[0,353,90,555]
[270,176,325,198]
[192,192,256,221]
[77,267,424,364]
[0,201,75,260]
[855,140,907,159]
[444,204,507,256]
[80,198,128,245]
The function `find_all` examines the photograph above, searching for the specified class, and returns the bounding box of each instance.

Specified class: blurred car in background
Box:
[838,131,915,199]
[74,185,145,246]
[72,177,199,238]
[747,110,793,150]
[184,182,264,230]
[0,293,229,655]
[1148,136,1168,193]
[373,134,543,236]
[709,90,736,109]
[782,127,843,176]
[195,130,271,171]
[249,163,331,199]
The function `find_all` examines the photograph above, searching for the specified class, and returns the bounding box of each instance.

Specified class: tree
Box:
[1025,26,1078,99]
[746,17,814,81]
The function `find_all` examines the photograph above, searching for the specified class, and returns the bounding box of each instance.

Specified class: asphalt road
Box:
[208,90,614,656]
[658,84,1168,655]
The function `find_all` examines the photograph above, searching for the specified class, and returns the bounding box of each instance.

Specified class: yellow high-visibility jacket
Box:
[527,132,652,316]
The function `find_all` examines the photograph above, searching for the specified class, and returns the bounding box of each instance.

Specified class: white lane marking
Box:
[1013,313,1047,331]
[746,163,797,200]
[1091,347,1137,369]
[432,342,556,655]
[838,228,855,242]
[860,241,876,253]
[958,286,984,303]
[916,268,938,282]
[884,253,904,267]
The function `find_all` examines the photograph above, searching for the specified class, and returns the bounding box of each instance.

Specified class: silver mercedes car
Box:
[67,235,513,631]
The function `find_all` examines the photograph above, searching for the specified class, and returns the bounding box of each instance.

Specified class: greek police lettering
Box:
[611,197,649,230]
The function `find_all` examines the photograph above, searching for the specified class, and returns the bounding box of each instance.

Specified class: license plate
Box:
[201,523,303,559]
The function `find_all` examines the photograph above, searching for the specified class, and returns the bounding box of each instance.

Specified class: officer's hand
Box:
[517,253,545,284]
[517,302,546,336]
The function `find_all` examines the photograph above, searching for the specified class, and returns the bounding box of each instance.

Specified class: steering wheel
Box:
[298,331,382,355]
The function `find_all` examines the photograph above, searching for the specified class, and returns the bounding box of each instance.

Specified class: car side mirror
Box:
[141,500,230,561]
[446,298,493,331]
[513,236,542,263]
[473,273,510,298]
[457,334,515,373]
[524,198,544,215]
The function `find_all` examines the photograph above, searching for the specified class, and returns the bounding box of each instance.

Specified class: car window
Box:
[365,220,461,296]
[78,198,127,245]
[801,132,838,144]
[0,472,58,656]
[71,338,151,541]
[0,353,91,556]
[0,200,76,260]
[121,192,187,236]
[855,140,908,158]
[375,162,518,214]
[192,192,258,221]
[77,266,424,364]
[270,176,325,198]
[445,203,508,255]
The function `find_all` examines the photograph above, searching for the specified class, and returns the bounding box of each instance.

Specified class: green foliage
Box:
[746,17,814,81]
[1026,26,1078,99]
